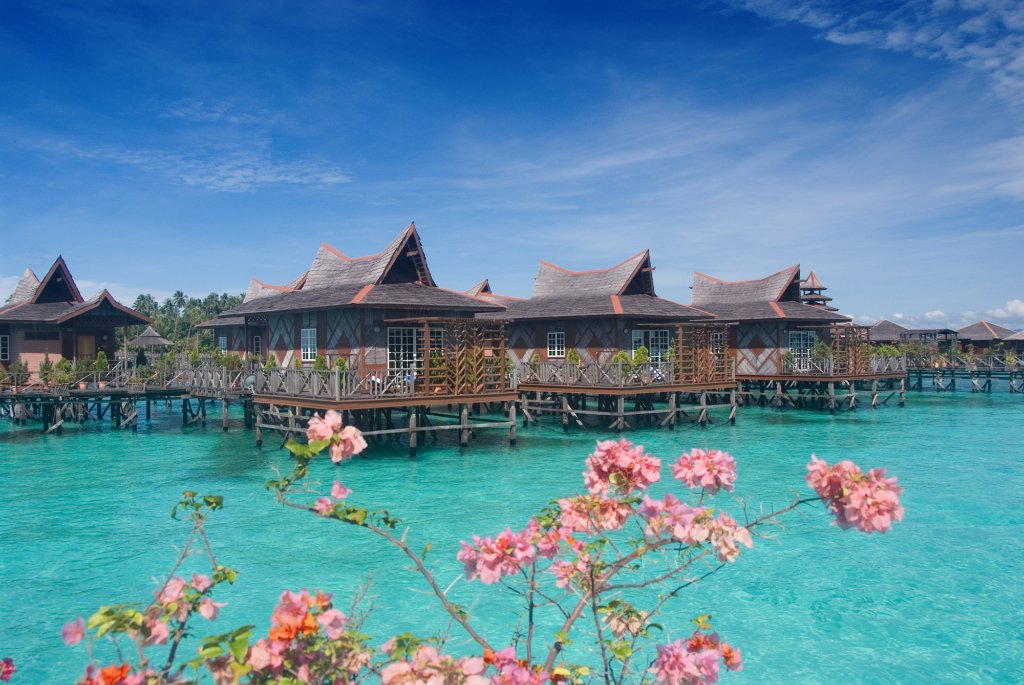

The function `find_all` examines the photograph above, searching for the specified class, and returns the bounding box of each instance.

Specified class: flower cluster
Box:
[313,481,354,517]
[557,494,632,534]
[457,526,538,584]
[583,438,661,495]
[638,495,752,562]
[248,589,366,681]
[380,644,488,684]
[486,647,549,685]
[306,409,368,463]
[806,455,905,533]
[649,630,742,685]
[672,448,737,494]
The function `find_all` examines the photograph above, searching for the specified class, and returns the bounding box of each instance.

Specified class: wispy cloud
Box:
[986,298,1024,318]
[724,0,1024,103]
[24,134,350,192]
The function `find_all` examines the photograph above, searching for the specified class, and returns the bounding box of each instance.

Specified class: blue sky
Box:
[1,0,1022,329]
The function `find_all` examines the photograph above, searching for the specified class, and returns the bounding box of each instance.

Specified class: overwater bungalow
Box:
[0,256,150,379]
[197,224,517,451]
[476,251,736,428]
[690,267,904,409]
[956,320,1017,351]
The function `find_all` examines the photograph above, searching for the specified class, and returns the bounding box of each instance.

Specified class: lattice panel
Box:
[417,320,507,396]
[832,324,871,375]
[268,314,295,365]
[572,318,620,363]
[678,324,732,383]
[732,322,781,375]
[325,309,360,352]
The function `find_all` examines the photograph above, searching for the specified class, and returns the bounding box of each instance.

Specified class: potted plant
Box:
[566,348,582,366]
[52,358,73,390]
[94,351,109,388]
[39,353,54,387]
[333,357,348,372]
[8,359,29,390]
[73,359,91,389]
[264,354,277,370]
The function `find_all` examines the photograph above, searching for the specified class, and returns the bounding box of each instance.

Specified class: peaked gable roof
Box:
[5,268,39,306]
[244,272,309,303]
[957,320,1017,341]
[465,279,492,297]
[691,265,801,306]
[871,319,911,342]
[304,223,435,290]
[32,256,83,304]
[533,251,655,299]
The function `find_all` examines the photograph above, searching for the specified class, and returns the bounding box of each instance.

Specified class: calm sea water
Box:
[1,391,1022,683]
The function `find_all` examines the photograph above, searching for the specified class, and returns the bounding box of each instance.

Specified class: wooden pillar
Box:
[698,391,708,425]
[616,395,625,432]
[459,404,470,446]
[898,377,906,407]
[182,398,189,427]
[222,399,229,431]
[146,399,151,421]
[871,380,879,409]
[200,398,207,428]
[508,402,517,445]
[408,411,418,458]
[667,392,677,430]
[828,382,836,413]
[561,395,569,432]
[728,388,737,424]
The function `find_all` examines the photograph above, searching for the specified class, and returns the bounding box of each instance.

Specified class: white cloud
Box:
[925,310,948,321]
[27,133,351,193]
[985,297,1024,318]
[724,0,1024,102]
[893,312,905,320]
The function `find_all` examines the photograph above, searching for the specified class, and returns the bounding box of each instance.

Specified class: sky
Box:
[1,0,1022,330]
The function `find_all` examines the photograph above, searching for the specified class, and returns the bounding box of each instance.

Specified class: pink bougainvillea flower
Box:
[198,598,227,621]
[806,455,904,534]
[672,448,737,494]
[313,497,335,517]
[583,438,661,495]
[709,512,753,563]
[62,617,85,646]
[558,495,631,535]
[457,526,537,584]
[189,573,213,593]
[248,638,285,671]
[331,425,368,463]
[156,576,186,605]
[1,657,15,682]
[317,608,349,639]
[305,414,334,443]
[143,618,169,646]
[331,481,352,500]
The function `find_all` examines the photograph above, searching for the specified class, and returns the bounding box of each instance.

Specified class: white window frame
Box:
[712,330,725,355]
[547,331,565,359]
[632,329,670,361]
[388,327,419,373]
[300,328,317,362]
[0,334,8,361]
[789,330,816,371]
[252,335,262,356]
[218,336,228,353]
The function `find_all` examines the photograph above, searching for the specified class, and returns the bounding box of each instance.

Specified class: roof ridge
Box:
[538,250,649,276]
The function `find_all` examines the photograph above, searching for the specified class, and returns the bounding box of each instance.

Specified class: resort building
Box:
[869,320,957,348]
[476,251,736,427]
[689,267,904,408]
[956,320,1017,350]
[0,256,150,377]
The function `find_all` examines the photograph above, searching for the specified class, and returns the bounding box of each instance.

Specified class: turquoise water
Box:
[2,393,1023,683]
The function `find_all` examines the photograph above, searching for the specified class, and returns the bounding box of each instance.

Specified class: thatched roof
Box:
[480,251,709,322]
[0,257,150,326]
[690,265,849,322]
[957,320,1017,341]
[129,325,173,347]
[208,224,501,322]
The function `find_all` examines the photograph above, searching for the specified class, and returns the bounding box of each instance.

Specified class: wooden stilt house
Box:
[0,257,150,378]
[956,320,1017,351]
[475,252,736,427]
[199,223,512,400]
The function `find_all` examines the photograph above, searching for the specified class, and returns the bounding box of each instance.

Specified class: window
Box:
[547,331,565,359]
[388,327,418,373]
[300,328,317,362]
[218,336,228,353]
[632,329,670,361]
[252,335,262,356]
[788,331,816,371]
[712,330,725,355]
[0,335,8,361]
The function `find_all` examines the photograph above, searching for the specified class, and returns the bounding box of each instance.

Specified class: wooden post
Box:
[899,377,906,407]
[729,387,737,424]
[616,395,625,431]
[871,380,879,409]
[561,395,569,432]
[222,399,229,431]
[508,403,517,445]
[408,411,418,458]
[459,404,470,446]
[828,382,836,413]
[255,406,263,447]
[200,398,207,428]
[146,399,151,421]
[667,392,677,430]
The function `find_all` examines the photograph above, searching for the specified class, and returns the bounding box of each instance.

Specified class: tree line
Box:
[130,291,243,350]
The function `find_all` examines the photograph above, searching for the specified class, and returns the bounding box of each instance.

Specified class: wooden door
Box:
[76,335,96,360]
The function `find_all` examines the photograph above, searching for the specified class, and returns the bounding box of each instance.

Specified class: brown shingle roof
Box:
[4,268,39,306]
[870,319,910,343]
[957,320,1017,341]
[690,265,800,306]
[532,251,655,298]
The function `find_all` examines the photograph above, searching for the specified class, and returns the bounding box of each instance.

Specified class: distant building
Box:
[869,319,956,347]
[957,320,1017,350]
[0,256,150,375]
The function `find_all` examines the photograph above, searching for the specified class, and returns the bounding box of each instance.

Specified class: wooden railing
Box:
[515,360,733,388]
[907,355,1021,372]
[781,355,907,376]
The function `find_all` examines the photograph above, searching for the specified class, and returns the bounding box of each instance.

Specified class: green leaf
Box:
[198,643,225,659]
[229,633,250,662]
[609,640,632,660]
